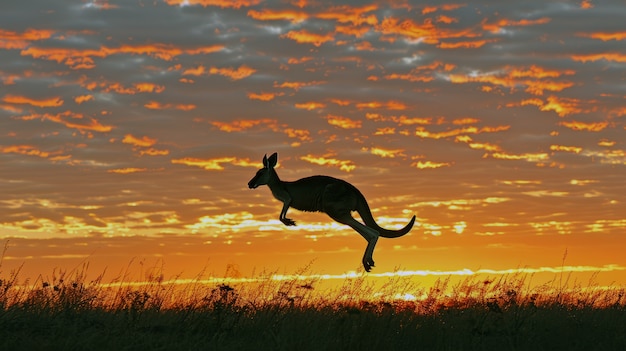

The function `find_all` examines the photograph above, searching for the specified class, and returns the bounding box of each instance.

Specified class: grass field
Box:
[1,256,626,350]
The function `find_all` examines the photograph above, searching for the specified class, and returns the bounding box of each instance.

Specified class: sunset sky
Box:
[1,0,625,287]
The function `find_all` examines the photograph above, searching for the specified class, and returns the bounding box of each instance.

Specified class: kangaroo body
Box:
[248,153,416,272]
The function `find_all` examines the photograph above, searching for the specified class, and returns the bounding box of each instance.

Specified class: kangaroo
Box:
[248,152,416,272]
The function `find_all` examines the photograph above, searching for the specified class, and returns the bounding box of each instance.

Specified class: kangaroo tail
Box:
[356,193,416,238]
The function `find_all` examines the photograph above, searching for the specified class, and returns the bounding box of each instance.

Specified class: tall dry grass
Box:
[1,244,626,350]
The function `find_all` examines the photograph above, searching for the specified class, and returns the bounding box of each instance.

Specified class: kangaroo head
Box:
[248,152,278,189]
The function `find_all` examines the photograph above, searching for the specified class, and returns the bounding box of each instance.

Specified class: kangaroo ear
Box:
[262,154,268,167]
[267,152,278,168]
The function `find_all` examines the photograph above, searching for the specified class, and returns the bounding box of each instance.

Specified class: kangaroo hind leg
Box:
[328,211,379,272]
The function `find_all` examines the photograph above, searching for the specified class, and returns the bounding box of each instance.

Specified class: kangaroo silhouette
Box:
[248,152,416,272]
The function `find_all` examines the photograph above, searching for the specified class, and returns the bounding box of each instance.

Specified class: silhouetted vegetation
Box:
[1,255,626,350]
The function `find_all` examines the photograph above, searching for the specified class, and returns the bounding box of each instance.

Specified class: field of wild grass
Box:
[2,257,626,350]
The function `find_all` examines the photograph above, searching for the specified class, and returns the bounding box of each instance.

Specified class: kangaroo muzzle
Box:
[248,179,258,189]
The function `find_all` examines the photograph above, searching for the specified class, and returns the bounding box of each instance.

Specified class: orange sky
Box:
[1,0,625,288]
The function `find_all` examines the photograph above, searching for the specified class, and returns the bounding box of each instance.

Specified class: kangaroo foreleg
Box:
[279,200,296,226]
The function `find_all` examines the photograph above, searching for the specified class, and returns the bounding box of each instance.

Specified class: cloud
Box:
[247,9,308,23]
[355,100,407,110]
[209,65,257,80]
[281,30,335,46]
[171,156,256,170]
[247,92,283,101]
[122,134,157,147]
[1,144,52,158]
[17,111,114,133]
[550,144,582,154]
[571,53,626,63]
[559,120,608,132]
[509,96,588,117]
[295,102,326,110]
[108,168,148,174]
[74,95,94,104]
[326,115,361,129]
[3,95,63,107]
[0,28,55,49]
[211,118,277,132]
[163,0,262,9]
[365,147,406,158]
[274,80,326,90]
[579,31,626,41]
[316,4,379,26]
[489,152,550,163]
[414,125,510,140]
[447,65,575,96]
[209,118,311,144]
[120,134,168,157]
[144,101,196,110]
[412,160,450,169]
[21,44,224,69]
[300,154,356,172]
[482,17,551,33]
[422,4,465,15]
